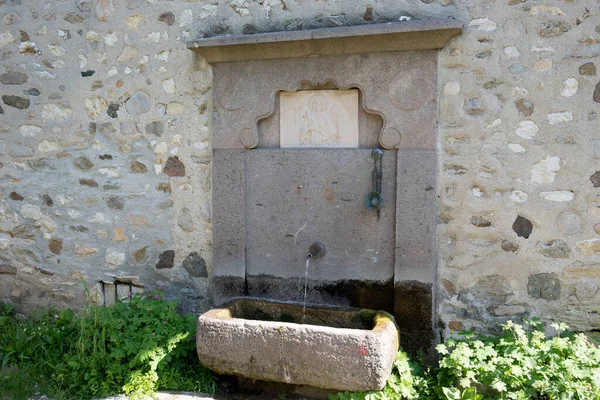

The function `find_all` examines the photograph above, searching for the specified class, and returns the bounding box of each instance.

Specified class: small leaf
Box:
[59,308,75,323]
[442,387,460,400]
[461,387,477,400]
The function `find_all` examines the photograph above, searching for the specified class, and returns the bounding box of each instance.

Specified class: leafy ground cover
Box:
[331,319,600,400]
[0,292,218,400]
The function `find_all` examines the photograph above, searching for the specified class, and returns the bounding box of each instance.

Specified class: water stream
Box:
[302,254,311,323]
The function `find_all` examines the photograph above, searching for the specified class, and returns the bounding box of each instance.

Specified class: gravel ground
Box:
[94,391,312,400]
[96,393,215,400]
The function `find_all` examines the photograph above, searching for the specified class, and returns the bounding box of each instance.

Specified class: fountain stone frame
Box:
[188,19,462,355]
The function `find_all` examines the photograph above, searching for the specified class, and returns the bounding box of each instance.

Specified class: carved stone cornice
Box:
[187,19,462,63]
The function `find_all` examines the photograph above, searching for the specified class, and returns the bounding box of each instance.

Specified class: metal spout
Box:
[308,242,326,259]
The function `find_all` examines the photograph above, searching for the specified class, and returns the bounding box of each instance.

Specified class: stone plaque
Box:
[280,90,359,148]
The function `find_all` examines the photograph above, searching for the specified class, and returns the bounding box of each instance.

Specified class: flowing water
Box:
[302,255,311,323]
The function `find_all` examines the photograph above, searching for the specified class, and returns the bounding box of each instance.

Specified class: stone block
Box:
[155,250,175,269]
[471,275,513,297]
[538,240,570,258]
[563,264,600,279]
[245,149,396,282]
[116,283,130,300]
[395,149,436,283]
[528,273,561,301]
[131,286,144,295]
[212,149,246,281]
[183,252,208,278]
[103,282,116,306]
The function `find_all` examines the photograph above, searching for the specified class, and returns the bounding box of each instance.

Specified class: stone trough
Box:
[196,298,399,392]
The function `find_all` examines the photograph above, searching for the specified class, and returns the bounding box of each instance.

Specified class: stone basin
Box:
[196,298,399,392]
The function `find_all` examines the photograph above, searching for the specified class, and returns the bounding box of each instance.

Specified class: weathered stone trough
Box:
[196,298,399,392]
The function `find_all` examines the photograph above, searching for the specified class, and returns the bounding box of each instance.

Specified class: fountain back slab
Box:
[203,20,462,358]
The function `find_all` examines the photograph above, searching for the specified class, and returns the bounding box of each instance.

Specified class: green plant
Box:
[441,387,483,400]
[331,319,600,400]
[0,292,218,400]
[436,320,600,400]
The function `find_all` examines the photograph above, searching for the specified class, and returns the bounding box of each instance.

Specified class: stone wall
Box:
[437,0,600,336]
[1,0,599,338]
[0,0,214,314]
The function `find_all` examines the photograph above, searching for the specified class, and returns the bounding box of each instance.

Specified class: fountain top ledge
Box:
[197,298,399,392]
[186,19,463,63]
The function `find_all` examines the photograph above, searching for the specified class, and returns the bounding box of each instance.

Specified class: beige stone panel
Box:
[280,90,358,148]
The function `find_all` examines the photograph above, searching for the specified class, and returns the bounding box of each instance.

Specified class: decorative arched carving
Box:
[242,80,401,149]
[212,51,437,151]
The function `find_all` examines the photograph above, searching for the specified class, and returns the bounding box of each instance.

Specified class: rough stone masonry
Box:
[0,0,599,340]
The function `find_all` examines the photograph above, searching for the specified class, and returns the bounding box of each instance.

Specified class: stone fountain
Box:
[197,298,399,392]
[187,19,462,393]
